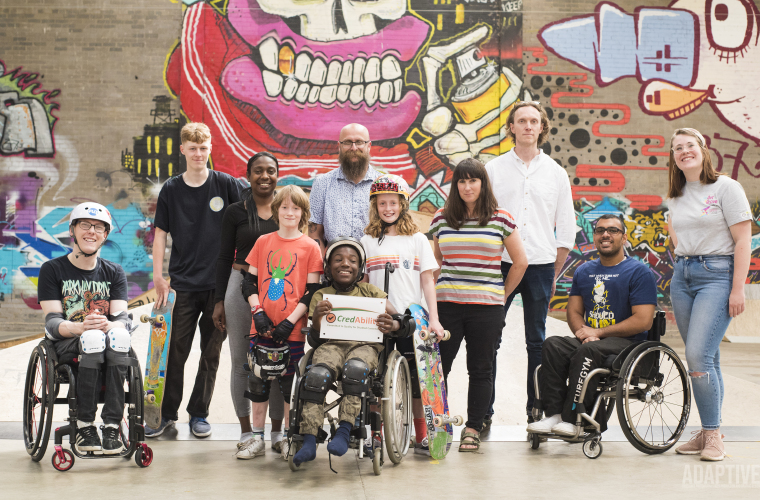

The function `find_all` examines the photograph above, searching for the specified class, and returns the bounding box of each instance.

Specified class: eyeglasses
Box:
[78,221,107,233]
[593,227,624,235]
[339,140,369,148]
[672,142,699,155]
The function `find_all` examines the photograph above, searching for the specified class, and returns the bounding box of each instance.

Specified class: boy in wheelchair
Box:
[527,214,657,437]
[37,203,134,454]
[292,237,414,466]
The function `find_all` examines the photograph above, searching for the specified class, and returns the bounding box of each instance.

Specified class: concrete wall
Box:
[2,0,759,333]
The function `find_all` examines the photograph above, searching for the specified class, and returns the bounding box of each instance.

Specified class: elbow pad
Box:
[391,311,415,339]
[300,282,324,308]
[240,269,258,300]
[109,310,135,333]
[45,312,66,340]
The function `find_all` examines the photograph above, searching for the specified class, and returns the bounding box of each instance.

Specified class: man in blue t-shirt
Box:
[527,214,657,437]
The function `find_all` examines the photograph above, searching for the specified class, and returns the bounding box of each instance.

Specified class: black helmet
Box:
[324,236,366,287]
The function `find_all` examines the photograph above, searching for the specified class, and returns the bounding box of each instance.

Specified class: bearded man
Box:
[308,123,379,256]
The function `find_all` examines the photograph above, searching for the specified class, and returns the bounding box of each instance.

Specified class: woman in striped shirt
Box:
[431,158,528,452]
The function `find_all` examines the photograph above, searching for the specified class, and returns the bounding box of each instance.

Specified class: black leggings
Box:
[438,302,504,431]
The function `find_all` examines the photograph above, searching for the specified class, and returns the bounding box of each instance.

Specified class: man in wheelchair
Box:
[37,203,134,454]
[527,214,657,437]
[292,237,414,466]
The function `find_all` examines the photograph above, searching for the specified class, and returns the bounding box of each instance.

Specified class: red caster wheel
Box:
[135,443,153,468]
[51,446,75,472]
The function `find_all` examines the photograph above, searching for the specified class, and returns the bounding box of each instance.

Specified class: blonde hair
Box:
[180,122,212,144]
[271,185,310,234]
[364,195,420,238]
[667,128,720,199]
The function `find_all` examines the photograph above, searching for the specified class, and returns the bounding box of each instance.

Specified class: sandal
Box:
[459,429,481,453]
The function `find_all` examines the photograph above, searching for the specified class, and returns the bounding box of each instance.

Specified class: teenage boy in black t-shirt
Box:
[38,203,132,454]
[148,122,241,438]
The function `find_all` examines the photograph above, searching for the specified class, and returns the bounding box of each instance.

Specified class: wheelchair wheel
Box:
[23,344,55,462]
[134,444,153,468]
[529,432,541,450]
[382,351,412,464]
[51,447,75,472]
[616,343,690,454]
[287,439,302,471]
[582,436,603,459]
[373,448,382,476]
[121,363,144,459]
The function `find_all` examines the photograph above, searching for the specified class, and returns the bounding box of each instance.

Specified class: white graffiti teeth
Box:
[259,38,403,107]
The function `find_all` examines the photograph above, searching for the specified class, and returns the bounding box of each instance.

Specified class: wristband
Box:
[251,305,263,315]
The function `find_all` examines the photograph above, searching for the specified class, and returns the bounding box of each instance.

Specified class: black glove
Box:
[272,319,295,344]
[253,310,274,336]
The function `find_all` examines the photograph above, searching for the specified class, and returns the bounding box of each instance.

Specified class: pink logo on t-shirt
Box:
[700,195,720,217]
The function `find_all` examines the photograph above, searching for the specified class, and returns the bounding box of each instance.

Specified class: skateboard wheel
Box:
[156,315,165,324]
[140,315,150,323]
[433,416,443,427]
[442,330,451,341]
[419,330,431,342]
[453,415,464,427]
[146,394,156,403]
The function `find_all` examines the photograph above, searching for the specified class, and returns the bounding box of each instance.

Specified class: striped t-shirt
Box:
[430,208,516,305]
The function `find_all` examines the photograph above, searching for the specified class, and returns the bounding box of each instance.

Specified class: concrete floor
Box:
[2,303,759,498]
[2,439,759,499]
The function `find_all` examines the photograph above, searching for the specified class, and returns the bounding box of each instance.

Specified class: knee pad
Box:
[301,364,334,404]
[107,328,131,353]
[244,373,270,402]
[341,358,370,397]
[80,330,106,354]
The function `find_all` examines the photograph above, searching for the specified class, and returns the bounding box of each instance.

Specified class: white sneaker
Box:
[526,414,562,434]
[551,421,577,437]
[235,435,265,460]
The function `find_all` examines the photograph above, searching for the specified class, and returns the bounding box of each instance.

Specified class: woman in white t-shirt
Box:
[667,128,753,461]
[361,174,443,456]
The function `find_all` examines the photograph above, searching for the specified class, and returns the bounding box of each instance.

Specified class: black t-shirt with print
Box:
[38,255,129,341]
[154,169,242,291]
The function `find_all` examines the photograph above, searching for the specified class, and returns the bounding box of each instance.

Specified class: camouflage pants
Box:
[299,341,383,436]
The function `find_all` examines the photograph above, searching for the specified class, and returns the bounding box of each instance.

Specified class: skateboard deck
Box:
[141,290,176,429]
[409,303,460,459]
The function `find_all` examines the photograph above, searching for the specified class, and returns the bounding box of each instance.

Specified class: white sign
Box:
[319,294,386,343]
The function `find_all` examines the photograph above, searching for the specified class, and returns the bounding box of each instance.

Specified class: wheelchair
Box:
[22,337,153,471]
[528,311,691,459]
[285,331,413,475]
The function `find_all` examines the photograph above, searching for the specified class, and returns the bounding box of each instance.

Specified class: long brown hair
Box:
[364,196,420,238]
[442,158,499,230]
[271,185,310,234]
[667,128,720,198]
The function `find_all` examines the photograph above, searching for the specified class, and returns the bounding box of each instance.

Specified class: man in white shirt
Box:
[485,101,576,425]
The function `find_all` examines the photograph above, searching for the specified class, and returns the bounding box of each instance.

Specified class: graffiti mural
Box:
[538,0,760,145]
[164,0,524,210]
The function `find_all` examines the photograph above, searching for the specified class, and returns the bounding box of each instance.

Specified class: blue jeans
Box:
[488,262,555,416]
[670,255,734,430]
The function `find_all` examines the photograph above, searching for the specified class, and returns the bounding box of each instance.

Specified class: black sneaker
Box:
[76,425,102,452]
[102,426,123,455]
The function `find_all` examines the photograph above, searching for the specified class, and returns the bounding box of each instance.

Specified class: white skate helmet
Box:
[69,202,112,232]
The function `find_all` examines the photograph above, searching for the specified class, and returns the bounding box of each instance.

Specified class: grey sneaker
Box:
[414,437,431,457]
[189,417,212,438]
[145,418,176,438]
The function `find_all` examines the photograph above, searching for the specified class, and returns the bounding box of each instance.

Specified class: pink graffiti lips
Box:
[222,0,429,142]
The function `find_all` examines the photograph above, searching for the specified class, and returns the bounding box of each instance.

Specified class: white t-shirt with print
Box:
[361,232,439,313]
[668,175,753,256]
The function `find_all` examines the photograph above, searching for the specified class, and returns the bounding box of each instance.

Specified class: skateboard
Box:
[140,289,176,429]
[408,303,463,460]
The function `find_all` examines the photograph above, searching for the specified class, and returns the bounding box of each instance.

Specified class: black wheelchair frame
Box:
[285,334,413,475]
[22,338,153,471]
[529,311,691,459]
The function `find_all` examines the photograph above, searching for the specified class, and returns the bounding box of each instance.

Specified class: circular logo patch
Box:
[326,313,336,323]
[209,196,224,212]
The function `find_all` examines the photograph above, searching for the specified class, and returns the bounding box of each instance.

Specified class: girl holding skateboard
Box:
[361,174,443,456]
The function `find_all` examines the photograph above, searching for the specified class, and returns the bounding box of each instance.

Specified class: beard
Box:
[339,149,370,180]
[596,241,621,257]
